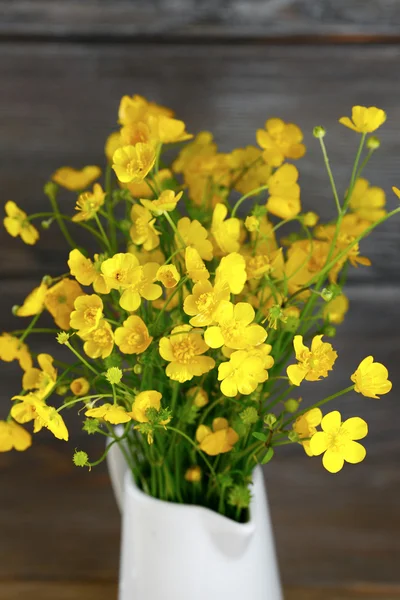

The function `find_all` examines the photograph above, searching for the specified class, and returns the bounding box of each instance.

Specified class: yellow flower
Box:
[156,264,180,288]
[85,403,131,425]
[0,333,32,371]
[11,393,44,432]
[349,178,386,222]
[141,189,183,215]
[101,252,139,290]
[266,163,301,220]
[218,349,269,396]
[112,144,156,184]
[205,302,267,350]
[148,115,192,143]
[256,118,305,167]
[120,263,162,312]
[287,335,338,386]
[0,420,32,452]
[293,408,322,456]
[120,122,152,146]
[351,356,392,399]
[245,215,259,232]
[215,252,247,295]
[15,282,48,317]
[185,246,210,282]
[52,166,101,191]
[323,294,349,325]
[115,315,152,354]
[81,320,114,359]
[185,466,202,482]
[211,203,240,255]
[70,294,103,335]
[183,279,230,327]
[303,211,319,227]
[129,390,162,423]
[4,201,39,245]
[37,404,69,440]
[72,183,105,222]
[44,278,83,330]
[130,204,160,250]
[176,217,213,261]
[196,418,239,456]
[310,411,368,473]
[22,353,57,399]
[105,131,122,161]
[339,106,386,133]
[187,386,209,408]
[228,146,271,195]
[159,325,215,383]
[70,377,90,396]
[68,249,110,293]
[393,186,400,200]
[118,94,173,127]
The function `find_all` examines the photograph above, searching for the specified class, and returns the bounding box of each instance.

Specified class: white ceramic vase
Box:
[107,439,283,600]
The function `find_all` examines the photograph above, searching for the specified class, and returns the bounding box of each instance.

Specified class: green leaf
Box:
[261,447,274,464]
[252,431,268,442]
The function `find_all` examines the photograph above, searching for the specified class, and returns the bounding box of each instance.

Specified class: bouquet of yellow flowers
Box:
[1,97,397,521]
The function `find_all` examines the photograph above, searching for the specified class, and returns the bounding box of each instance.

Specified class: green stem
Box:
[94,212,112,253]
[318,137,341,215]
[18,312,41,344]
[281,385,355,429]
[45,186,76,248]
[64,341,100,377]
[164,211,186,247]
[231,185,269,218]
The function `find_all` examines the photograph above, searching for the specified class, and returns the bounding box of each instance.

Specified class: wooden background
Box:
[1,2,400,598]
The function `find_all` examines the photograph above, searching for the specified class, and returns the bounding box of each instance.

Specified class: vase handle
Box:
[106,435,128,513]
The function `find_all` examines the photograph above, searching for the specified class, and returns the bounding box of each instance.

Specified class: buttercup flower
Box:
[130,204,160,250]
[36,404,69,440]
[156,264,180,288]
[118,94,173,127]
[44,279,83,330]
[68,249,109,293]
[349,178,386,222]
[287,335,338,386]
[211,203,240,255]
[215,252,247,295]
[85,403,131,425]
[196,418,239,456]
[293,408,322,456]
[129,390,162,423]
[22,353,57,399]
[0,420,32,452]
[11,393,44,431]
[119,263,162,312]
[15,282,48,317]
[159,325,215,383]
[112,144,156,184]
[52,166,101,190]
[183,279,230,327]
[310,411,368,473]
[101,252,139,290]
[114,315,153,354]
[176,217,213,261]
[187,386,209,408]
[185,466,202,482]
[205,302,267,350]
[70,377,90,396]
[148,115,193,144]
[351,356,392,398]
[81,320,114,359]
[185,247,210,282]
[256,118,305,167]
[70,294,104,335]
[323,294,349,325]
[266,163,301,220]
[4,201,39,245]
[0,333,32,371]
[245,215,259,232]
[218,349,269,396]
[72,183,105,222]
[339,106,386,134]
[141,190,183,216]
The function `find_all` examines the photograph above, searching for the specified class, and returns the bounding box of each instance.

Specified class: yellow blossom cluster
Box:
[0,98,397,516]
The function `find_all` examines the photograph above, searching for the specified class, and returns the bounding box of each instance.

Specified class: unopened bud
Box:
[313,126,326,139]
[367,136,380,150]
[264,413,277,429]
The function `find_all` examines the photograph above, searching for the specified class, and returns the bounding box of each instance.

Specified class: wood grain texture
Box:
[2,582,400,600]
[1,43,400,283]
[2,0,400,38]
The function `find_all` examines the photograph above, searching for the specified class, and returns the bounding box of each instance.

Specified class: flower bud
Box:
[73,450,89,467]
[367,136,380,150]
[239,406,259,425]
[56,332,70,345]
[321,288,334,302]
[133,363,143,375]
[284,398,300,413]
[105,366,123,385]
[324,325,337,337]
[264,413,277,429]
[303,212,319,227]
[11,305,20,316]
[245,215,260,232]
[313,126,326,139]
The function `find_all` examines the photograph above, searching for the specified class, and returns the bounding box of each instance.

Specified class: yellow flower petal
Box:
[342,440,366,464]
[322,449,345,473]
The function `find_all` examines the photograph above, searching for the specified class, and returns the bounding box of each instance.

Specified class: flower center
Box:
[173,339,198,363]
[93,329,110,347]
[196,292,213,312]
[128,330,144,347]
[84,307,98,324]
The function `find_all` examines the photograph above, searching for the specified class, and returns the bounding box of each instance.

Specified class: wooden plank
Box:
[1,582,400,600]
[1,0,400,38]
[1,43,400,282]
